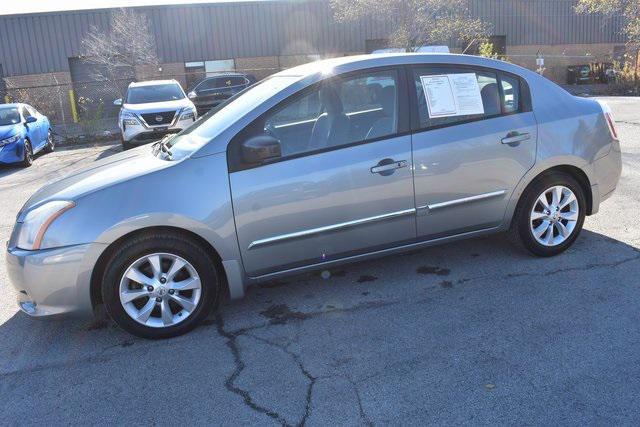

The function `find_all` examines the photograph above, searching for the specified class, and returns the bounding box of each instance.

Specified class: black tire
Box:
[101,231,220,339]
[510,171,586,257]
[22,140,33,167]
[44,129,55,153]
[121,136,132,151]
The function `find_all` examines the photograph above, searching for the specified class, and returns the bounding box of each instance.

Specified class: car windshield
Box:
[0,107,21,126]
[162,75,300,159]
[126,83,185,104]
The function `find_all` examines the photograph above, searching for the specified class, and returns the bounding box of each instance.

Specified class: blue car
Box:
[0,103,54,167]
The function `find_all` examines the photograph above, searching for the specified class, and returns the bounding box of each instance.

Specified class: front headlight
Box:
[16,201,75,250]
[179,107,196,121]
[0,134,21,146]
[120,111,141,126]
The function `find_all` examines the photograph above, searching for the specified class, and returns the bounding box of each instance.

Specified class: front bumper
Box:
[0,140,25,164]
[6,243,106,318]
[121,115,196,144]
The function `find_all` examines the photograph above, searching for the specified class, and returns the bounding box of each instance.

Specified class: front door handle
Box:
[501,132,531,146]
[370,159,408,176]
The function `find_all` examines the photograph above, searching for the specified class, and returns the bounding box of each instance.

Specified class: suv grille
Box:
[141,111,176,126]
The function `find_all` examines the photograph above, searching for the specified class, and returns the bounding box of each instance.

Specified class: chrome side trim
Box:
[423,190,507,211]
[248,208,416,250]
[249,225,502,282]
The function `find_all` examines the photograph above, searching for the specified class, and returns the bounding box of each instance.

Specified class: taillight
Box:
[604,112,619,140]
[597,100,619,141]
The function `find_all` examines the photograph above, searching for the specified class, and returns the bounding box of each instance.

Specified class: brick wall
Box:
[235,56,280,79]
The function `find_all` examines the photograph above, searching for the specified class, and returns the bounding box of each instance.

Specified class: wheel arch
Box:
[507,164,593,230]
[89,226,230,310]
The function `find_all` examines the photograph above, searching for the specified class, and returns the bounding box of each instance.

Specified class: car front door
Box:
[409,65,537,239]
[21,106,40,146]
[229,68,416,277]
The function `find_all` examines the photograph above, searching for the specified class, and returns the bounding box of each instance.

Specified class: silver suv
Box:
[115,80,197,149]
[7,54,621,338]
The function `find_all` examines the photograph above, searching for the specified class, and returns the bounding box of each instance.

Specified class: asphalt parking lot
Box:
[1,97,639,425]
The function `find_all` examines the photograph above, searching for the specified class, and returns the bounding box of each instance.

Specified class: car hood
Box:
[121,98,194,113]
[20,145,172,216]
[0,124,20,140]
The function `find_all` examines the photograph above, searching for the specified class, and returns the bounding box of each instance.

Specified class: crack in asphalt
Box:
[245,333,317,426]
[214,314,291,426]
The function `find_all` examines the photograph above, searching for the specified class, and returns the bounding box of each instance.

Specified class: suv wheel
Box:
[101,232,220,339]
[510,172,586,257]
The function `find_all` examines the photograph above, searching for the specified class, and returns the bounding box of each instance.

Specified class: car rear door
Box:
[228,68,416,277]
[409,65,537,239]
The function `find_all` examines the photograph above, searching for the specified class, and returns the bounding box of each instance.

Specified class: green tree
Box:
[330,0,490,52]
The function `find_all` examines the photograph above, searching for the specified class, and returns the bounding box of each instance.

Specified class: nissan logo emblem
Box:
[155,115,163,123]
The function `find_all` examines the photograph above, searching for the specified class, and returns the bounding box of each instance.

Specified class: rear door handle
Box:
[370,159,408,175]
[501,132,531,146]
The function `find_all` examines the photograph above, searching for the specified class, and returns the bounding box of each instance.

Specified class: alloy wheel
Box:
[119,253,202,328]
[529,185,579,246]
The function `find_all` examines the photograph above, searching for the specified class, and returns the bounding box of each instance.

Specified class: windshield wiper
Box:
[152,135,173,159]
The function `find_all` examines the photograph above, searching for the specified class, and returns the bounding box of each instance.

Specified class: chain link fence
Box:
[2,67,280,144]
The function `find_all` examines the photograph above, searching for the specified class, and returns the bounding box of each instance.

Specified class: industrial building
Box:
[0,0,627,125]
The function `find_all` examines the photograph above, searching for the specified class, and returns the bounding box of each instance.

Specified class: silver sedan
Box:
[6,53,622,338]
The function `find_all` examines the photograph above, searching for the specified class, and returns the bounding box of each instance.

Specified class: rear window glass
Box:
[413,67,500,129]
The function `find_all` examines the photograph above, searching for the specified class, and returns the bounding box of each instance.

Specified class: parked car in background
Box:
[0,103,54,167]
[7,54,621,338]
[115,80,197,150]
[187,72,256,115]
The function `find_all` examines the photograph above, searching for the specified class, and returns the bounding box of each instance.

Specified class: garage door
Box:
[68,57,134,119]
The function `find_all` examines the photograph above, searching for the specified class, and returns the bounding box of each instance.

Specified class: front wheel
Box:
[22,140,33,167]
[101,232,220,339]
[510,172,586,257]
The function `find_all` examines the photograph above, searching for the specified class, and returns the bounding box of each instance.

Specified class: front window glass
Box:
[259,70,398,158]
[126,83,185,104]
[0,107,21,125]
[164,76,300,157]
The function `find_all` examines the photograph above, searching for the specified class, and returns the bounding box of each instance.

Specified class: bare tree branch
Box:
[330,0,491,51]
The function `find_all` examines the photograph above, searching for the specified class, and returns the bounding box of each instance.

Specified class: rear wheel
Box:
[510,172,586,257]
[22,140,33,167]
[44,129,55,153]
[101,232,220,339]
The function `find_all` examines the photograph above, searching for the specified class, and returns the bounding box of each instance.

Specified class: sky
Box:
[0,0,262,16]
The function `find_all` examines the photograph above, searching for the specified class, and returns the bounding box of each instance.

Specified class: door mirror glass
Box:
[241,134,281,164]
[113,98,123,106]
[25,116,37,124]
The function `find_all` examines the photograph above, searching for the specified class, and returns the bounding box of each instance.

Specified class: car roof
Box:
[0,103,22,109]
[129,79,180,87]
[203,72,249,78]
[274,52,535,80]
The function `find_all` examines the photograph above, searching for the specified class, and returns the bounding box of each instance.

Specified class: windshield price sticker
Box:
[420,73,485,118]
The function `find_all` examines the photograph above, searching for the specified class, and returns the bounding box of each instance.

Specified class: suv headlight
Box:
[120,111,140,126]
[16,201,75,250]
[179,107,196,121]
[0,134,21,146]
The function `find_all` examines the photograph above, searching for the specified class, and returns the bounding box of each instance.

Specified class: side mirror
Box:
[242,134,281,164]
[113,98,123,106]
[25,116,37,124]
[187,91,197,99]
